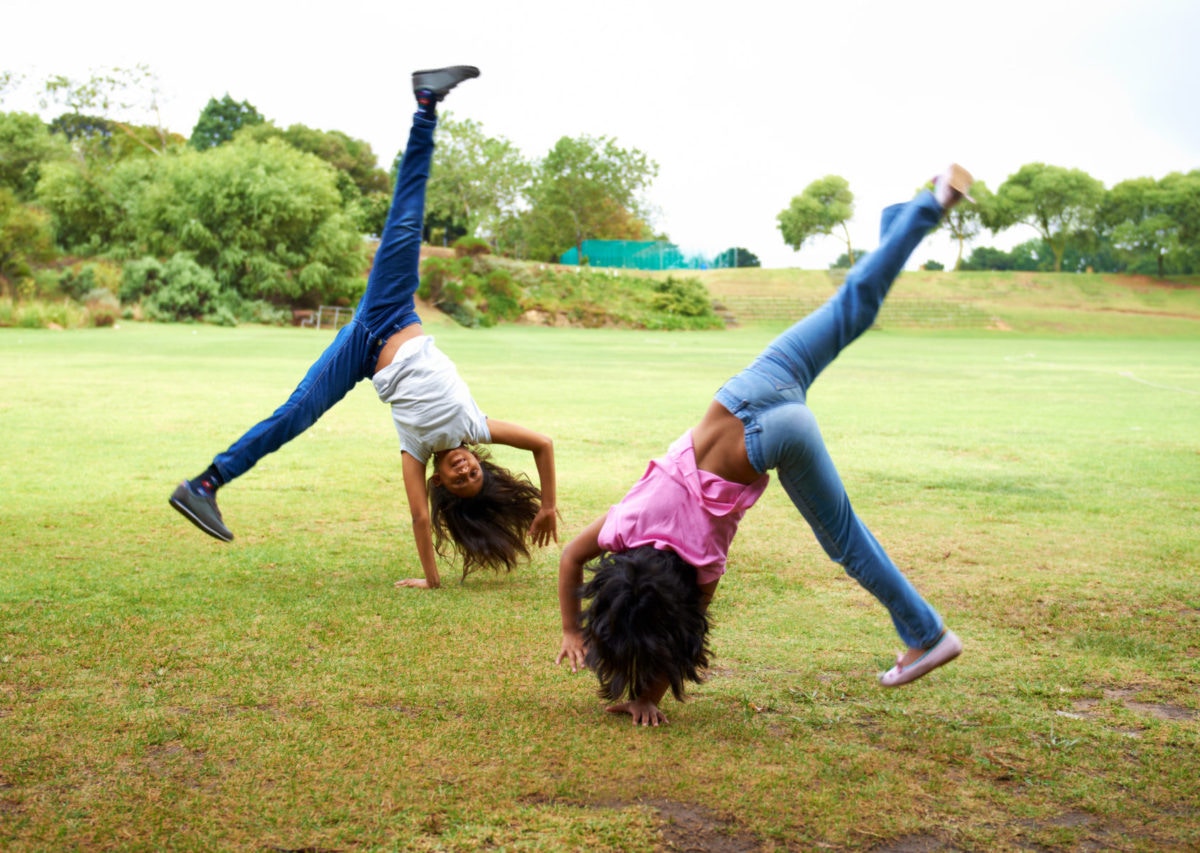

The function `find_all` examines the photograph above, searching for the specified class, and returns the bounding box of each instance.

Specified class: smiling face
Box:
[432,447,484,498]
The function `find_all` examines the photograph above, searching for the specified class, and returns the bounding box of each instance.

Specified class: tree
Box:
[1104,172,1200,277]
[0,187,55,296]
[189,94,265,151]
[0,111,67,201]
[714,247,761,268]
[940,180,990,270]
[238,121,389,197]
[961,245,1018,271]
[47,113,182,165]
[35,153,153,254]
[238,120,390,234]
[985,163,1105,272]
[777,175,855,262]
[418,114,531,246]
[521,134,658,261]
[40,65,175,155]
[133,136,365,305]
[1102,177,1172,277]
[1162,170,1200,273]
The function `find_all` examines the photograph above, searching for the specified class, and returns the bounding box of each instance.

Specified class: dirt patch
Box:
[867,836,946,852]
[644,798,766,852]
[1063,687,1198,723]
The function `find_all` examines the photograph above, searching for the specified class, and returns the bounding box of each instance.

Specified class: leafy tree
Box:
[940,180,990,270]
[189,94,265,151]
[829,250,872,270]
[1104,172,1200,277]
[961,245,1017,271]
[713,247,761,268]
[238,120,391,234]
[0,187,55,296]
[1163,170,1200,273]
[47,113,180,162]
[0,112,65,201]
[777,175,855,262]
[35,153,153,254]
[520,134,658,261]
[238,121,388,198]
[985,163,1105,272]
[40,65,174,155]
[417,114,531,246]
[133,137,364,305]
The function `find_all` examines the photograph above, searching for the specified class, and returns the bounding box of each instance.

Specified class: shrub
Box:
[142,254,221,322]
[417,255,466,303]
[120,257,167,303]
[2,298,89,329]
[651,276,714,318]
[83,288,121,327]
[480,268,523,323]
[452,236,492,258]
[58,260,122,302]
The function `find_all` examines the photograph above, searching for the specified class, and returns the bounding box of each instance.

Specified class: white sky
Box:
[3,0,1198,269]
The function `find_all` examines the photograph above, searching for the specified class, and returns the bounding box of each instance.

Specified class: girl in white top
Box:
[170,68,557,589]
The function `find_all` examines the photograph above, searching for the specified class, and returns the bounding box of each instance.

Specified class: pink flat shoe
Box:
[878,629,962,687]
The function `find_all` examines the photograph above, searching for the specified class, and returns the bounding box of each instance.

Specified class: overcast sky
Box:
[4,0,1198,269]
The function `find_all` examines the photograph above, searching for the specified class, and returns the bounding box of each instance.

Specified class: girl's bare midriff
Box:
[690,399,760,485]
[374,323,426,374]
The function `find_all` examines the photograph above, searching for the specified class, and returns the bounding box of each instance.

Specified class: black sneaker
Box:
[169,481,234,542]
[411,65,480,100]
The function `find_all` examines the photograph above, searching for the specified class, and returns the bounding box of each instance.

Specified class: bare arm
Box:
[485,419,558,546]
[554,515,607,672]
[397,451,441,590]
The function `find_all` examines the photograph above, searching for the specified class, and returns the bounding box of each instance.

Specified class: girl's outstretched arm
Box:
[397,451,442,590]
[485,419,558,546]
[555,515,607,672]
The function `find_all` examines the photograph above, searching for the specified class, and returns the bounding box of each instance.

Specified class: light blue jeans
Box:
[714,191,945,649]
[213,113,437,483]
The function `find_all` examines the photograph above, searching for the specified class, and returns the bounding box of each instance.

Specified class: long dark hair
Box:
[579,546,711,703]
[428,446,542,579]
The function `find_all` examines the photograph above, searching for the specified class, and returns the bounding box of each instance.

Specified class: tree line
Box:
[0,68,667,321]
[778,166,1200,276]
[2,67,1196,328]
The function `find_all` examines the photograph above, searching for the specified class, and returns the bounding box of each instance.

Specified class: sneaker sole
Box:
[169,494,234,542]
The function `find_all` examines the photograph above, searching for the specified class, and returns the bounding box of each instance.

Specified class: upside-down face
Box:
[432,446,484,498]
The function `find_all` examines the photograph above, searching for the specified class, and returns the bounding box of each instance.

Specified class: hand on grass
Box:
[528,507,558,548]
[606,698,668,727]
[555,631,587,672]
[394,578,431,589]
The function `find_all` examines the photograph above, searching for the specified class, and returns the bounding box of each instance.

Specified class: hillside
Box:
[646,267,1200,336]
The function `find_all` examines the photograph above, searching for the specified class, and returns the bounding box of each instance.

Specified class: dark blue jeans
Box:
[714,191,946,648]
[213,113,437,483]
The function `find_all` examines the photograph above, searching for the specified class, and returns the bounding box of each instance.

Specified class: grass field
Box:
[1,286,1198,851]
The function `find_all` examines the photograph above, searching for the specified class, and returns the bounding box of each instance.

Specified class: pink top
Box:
[598,430,769,584]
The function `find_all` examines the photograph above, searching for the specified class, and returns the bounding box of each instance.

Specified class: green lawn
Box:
[1,307,1198,850]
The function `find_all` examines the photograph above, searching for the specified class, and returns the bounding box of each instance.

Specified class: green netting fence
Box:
[560,240,727,271]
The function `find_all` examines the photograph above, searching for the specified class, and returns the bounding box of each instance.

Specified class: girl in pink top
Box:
[556,167,973,725]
